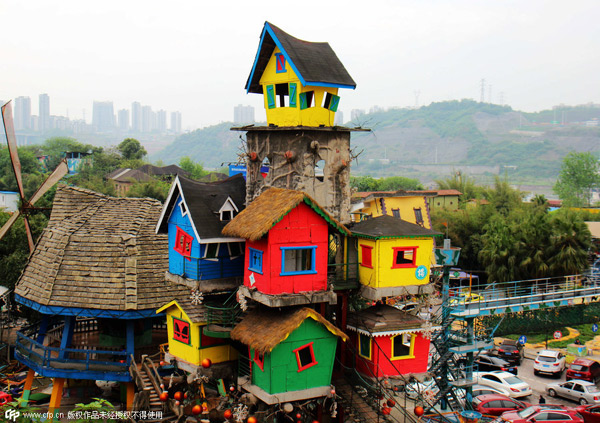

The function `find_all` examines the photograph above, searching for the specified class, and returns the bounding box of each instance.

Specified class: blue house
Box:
[156,174,247,291]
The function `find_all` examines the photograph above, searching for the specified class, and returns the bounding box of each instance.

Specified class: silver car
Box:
[546,380,600,405]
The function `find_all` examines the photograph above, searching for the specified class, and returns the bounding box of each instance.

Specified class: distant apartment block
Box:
[117,109,130,131]
[157,110,167,133]
[351,109,365,121]
[233,104,255,124]
[170,111,182,133]
[141,105,153,132]
[334,110,344,126]
[131,101,142,132]
[14,96,32,130]
[39,94,50,132]
[92,101,115,132]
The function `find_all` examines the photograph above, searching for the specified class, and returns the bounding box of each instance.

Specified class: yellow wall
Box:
[358,237,435,288]
[355,196,432,228]
[428,195,459,211]
[260,48,339,127]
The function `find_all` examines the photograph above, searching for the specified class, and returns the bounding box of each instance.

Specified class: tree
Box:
[435,171,485,207]
[126,180,170,202]
[118,138,147,161]
[179,156,207,180]
[547,209,591,276]
[554,152,600,207]
[41,137,93,170]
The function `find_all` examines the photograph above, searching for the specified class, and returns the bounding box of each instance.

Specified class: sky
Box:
[2,0,599,130]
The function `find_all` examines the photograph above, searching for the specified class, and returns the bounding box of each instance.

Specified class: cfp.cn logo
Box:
[5,409,20,422]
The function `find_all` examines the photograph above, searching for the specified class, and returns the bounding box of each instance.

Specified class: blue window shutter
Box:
[266,85,275,109]
[329,94,340,112]
[299,92,308,110]
[289,83,297,108]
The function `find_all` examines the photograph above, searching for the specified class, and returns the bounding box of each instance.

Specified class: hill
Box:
[151,100,600,190]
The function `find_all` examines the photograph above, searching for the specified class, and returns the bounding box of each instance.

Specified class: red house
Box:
[347,304,435,378]
[222,187,349,307]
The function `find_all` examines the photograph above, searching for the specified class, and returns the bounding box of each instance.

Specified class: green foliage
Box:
[435,172,485,206]
[0,146,41,194]
[554,152,600,207]
[70,398,117,422]
[179,156,208,179]
[126,180,170,202]
[118,138,147,161]
[350,175,423,191]
[41,137,94,170]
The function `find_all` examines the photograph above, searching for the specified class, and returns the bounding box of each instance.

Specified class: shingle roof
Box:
[137,164,191,178]
[245,22,356,94]
[106,168,154,183]
[15,185,189,311]
[230,307,348,354]
[222,187,349,241]
[347,304,427,334]
[350,215,441,239]
[156,174,246,240]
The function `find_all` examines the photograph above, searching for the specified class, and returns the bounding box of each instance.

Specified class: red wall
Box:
[352,332,430,378]
[243,202,329,295]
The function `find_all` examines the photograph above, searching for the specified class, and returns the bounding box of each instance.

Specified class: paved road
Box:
[516,356,573,406]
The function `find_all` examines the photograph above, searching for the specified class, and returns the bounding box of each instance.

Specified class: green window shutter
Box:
[328,94,340,112]
[289,83,297,108]
[299,92,308,110]
[266,85,275,109]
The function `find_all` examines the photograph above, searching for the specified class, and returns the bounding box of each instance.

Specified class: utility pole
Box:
[480,79,485,103]
[488,84,492,104]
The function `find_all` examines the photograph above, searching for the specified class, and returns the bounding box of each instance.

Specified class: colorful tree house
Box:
[350,215,441,300]
[350,191,435,227]
[346,304,435,378]
[156,174,247,291]
[222,187,349,307]
[13,185,189,414]
[230,307,347,404]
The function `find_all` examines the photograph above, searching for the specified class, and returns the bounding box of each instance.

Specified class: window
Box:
[358,333,371,359]
[299,91,315,110]
[322,92,340,112]
[293,342,317,372]
[266,85,276,109]
[221,210,232,221]
[280,246,317,276]
[253,349,265,371]
[414,208,424,226]
[179,201,188,216]
[275,53,286,73]
[173,317,190,344]
[392,247,418,269]
[276,83,289,107]
[392,208,400,218]
[248,248,263,274]
[174,227,193,261]
[228,242,244,258]
[360,245,373,268]
[203,243,220,260]
[392,333,415,359]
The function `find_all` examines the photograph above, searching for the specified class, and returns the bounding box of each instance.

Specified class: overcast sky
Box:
[2,0,599,130]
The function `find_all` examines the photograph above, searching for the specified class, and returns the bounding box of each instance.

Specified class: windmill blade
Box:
[29,159,68,205]
[22,215,35,253]
[1,102,26,201]
[0,210,21,242]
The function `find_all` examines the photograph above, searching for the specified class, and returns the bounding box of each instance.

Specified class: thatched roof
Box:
[15,185,189,311]
[222,187,349,241]
[350,215,441,239]
[230,307,348,354]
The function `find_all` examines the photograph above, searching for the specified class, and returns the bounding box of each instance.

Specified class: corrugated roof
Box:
[246,22,356,94]
[15,185,189,311]
[350,215,441,238]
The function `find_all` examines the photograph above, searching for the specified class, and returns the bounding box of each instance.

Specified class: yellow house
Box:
[427,189,462,211]
[350,191,435,228]
[245,22,356,127]
[351,215,441,300]
[156,299,238,372]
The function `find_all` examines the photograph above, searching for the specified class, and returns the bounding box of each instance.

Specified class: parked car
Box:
[449,292,484,306]
[547,380,600,405]
[405,379,438,400]
[576,404,600,423]
[475,355,518,375]
[472,394,530,416]
[500,405,584,423]
[472,384,510,397]
[475,371,532,398]
[534,350,567,377]
[567,359,600,383]
[495,339,525,365]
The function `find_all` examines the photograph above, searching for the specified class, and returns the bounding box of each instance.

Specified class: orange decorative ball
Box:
[174,391,182,401]
[201,358,212,368]
[230,385,236,392]
[387,399,396,407]
[184,392,188,399]
[296,413,302,419]
[224,409,233,419]
[248,417,258,423]
[159,391,168,402]
[415,405,425,416]
[192,405,202,415]
[382,407,391,416]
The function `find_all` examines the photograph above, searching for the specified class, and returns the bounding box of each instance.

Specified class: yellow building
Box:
[245,22,356,127]
[157,299,238,373]
[351,191,435,228]
[427,189,462,211]
[351,215,441,300]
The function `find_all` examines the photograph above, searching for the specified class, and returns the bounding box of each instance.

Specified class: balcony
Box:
[183,256,244,281]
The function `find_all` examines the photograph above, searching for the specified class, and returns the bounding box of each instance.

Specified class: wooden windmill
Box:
[0,101,68,252]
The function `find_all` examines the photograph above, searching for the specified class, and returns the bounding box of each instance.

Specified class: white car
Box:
[475,371,532,398]
[472,384,510,397]
[405,379,438,400]
[547,380,600,405]
[534,350,566,377]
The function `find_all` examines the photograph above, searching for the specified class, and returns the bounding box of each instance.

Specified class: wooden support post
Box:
[126,382,135,411]
[20,368,36,403]
[59,316,75,359]
[48,377,65,422]
[126,320,135,357]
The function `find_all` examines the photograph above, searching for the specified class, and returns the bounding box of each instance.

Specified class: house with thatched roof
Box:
[156,174,246,292]
[222,187,349,307]
[13,184,189,411]
[350,215,442,301]
[347,304,437,378]
[230,307,347,404]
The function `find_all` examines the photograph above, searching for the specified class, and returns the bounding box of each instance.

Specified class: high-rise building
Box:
[233,104,255,124]
[131,102,141,132]
[170,111,182,133]
[334,110,344,126]
[117,109,130,131]
[156,110,167,133]
[141,105,153,133]
[39,94,50,132]
[92,101,115,132]
[14,97,32,130]
[350,109,365,121]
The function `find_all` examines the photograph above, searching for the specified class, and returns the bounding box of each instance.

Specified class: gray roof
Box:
[347,304,426,333]
[350,215,441,238]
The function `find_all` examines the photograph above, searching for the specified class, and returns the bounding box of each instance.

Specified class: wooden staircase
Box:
[130,355,178,422]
